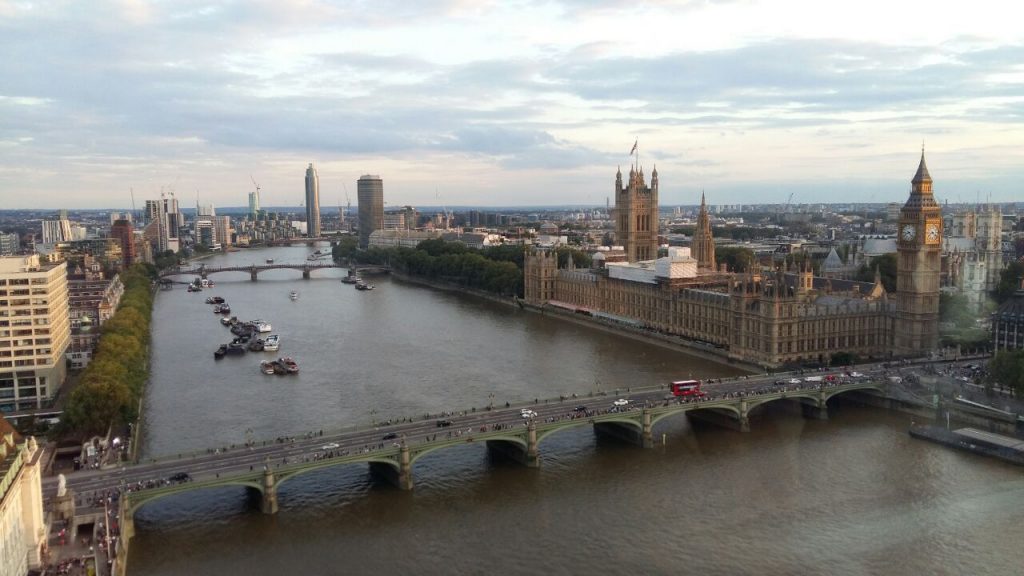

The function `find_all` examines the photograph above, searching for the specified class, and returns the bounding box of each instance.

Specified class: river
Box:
[129,244,1024,575]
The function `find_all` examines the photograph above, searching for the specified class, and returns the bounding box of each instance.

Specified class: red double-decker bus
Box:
[670,379,705,397]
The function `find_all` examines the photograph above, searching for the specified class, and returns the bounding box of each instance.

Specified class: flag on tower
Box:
[630,139,638,156]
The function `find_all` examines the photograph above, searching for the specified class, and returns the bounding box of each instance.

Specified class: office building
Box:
[357,174,384,249]
[305,163,321,238]
[0,255,70,411]
[41,218,72,245]
[109,219,136,267]
[0,233,18,257]
[143,193,182,254]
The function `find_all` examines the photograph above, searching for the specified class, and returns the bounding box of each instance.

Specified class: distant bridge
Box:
[264,235,350,246]
[159,262,389,281]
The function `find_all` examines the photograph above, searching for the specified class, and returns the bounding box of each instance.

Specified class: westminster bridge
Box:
[159,262,390,281]
[43,365,939,575]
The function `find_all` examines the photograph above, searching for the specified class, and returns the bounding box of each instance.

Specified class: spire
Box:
[652,164,658,177]
[701,190,706,207]
[912,146,932,184]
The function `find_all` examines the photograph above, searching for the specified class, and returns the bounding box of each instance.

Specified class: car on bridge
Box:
[321,442,340,450]
[788,378,802,385]
[382,432,398,440]
[573,405,588,412]
[848,371,865,378]
[169,472,191,483]
[613,399,629,407]
[520,409,538,418]
[436,419,453,427]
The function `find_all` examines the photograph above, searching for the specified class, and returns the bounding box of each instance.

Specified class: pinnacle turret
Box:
[912,148,932,184]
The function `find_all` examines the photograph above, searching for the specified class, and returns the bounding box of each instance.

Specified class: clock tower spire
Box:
[895,148,942,355]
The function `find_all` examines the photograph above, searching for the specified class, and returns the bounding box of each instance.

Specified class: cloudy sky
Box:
[1,0,1021,210]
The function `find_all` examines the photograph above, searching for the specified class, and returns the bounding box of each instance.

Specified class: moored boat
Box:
[355,281,374,291]
[205,296,225,304]
[263,334,280,352]
[226,342,246,355]
[248,338,265,352]
[278,357,299,374]
[219,304,231,314]
[260,361,276,375]
[341,272,359,284]
[289,291,298,300]
[266,258,274,264]
[214,345,227,359]
[213,304,222,313]
[253,321,272,333]
[221,315,237,326]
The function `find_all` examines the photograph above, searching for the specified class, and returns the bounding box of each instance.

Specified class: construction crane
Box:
[783,191,794,213]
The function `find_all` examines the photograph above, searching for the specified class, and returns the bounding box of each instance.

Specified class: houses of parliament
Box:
[524,153,942,368]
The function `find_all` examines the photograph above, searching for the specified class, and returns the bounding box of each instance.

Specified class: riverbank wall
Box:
[388,271,758,374]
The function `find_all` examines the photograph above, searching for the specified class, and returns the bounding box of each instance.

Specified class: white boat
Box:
[289,291,299,300]
[263,334,280,352]
[254,321,272,333]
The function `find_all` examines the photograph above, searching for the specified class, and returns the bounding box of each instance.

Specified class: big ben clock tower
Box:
[895,149,942,355]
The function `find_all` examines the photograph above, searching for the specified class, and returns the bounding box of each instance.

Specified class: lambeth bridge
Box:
[160,262,390,281]
[44,367,929,574]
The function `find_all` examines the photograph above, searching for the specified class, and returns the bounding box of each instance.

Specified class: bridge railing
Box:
[131,370,902,465]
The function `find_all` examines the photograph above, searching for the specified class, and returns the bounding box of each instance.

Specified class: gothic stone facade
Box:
[526,252,893,368]
[526,157,940,367]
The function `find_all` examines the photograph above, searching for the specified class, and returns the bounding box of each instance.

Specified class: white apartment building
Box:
[0,255,70,412]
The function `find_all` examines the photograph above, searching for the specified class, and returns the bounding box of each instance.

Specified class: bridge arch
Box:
[822,383,885,404]
[648,403,742,428]
[275,454,401,487]
[126,478,265,518]
[743,392,822,416]
[409,434,527,466]
[534,415,642,446]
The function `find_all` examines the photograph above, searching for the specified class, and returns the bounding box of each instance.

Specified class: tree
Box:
[716,246,754,273]
[831,351,858,366]
[989,350,1024,397]
[854,253,896,292]
[995,261,1024,303]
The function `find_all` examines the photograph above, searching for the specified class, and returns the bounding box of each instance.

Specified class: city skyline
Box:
[1,1,1022,209]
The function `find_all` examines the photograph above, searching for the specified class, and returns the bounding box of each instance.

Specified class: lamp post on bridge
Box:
[370,409,378,428]
[488,393,494,411]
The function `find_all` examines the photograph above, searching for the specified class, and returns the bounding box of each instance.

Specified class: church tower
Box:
[895,149,942,355]
[692,191,715,270]
[614,164,659,262]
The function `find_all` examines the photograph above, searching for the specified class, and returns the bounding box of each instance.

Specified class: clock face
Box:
[901,224,916,241]
[926,223,940,243]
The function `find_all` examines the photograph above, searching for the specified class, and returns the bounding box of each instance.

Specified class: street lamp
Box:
[370,409,378,427]
[488,393,494,410]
